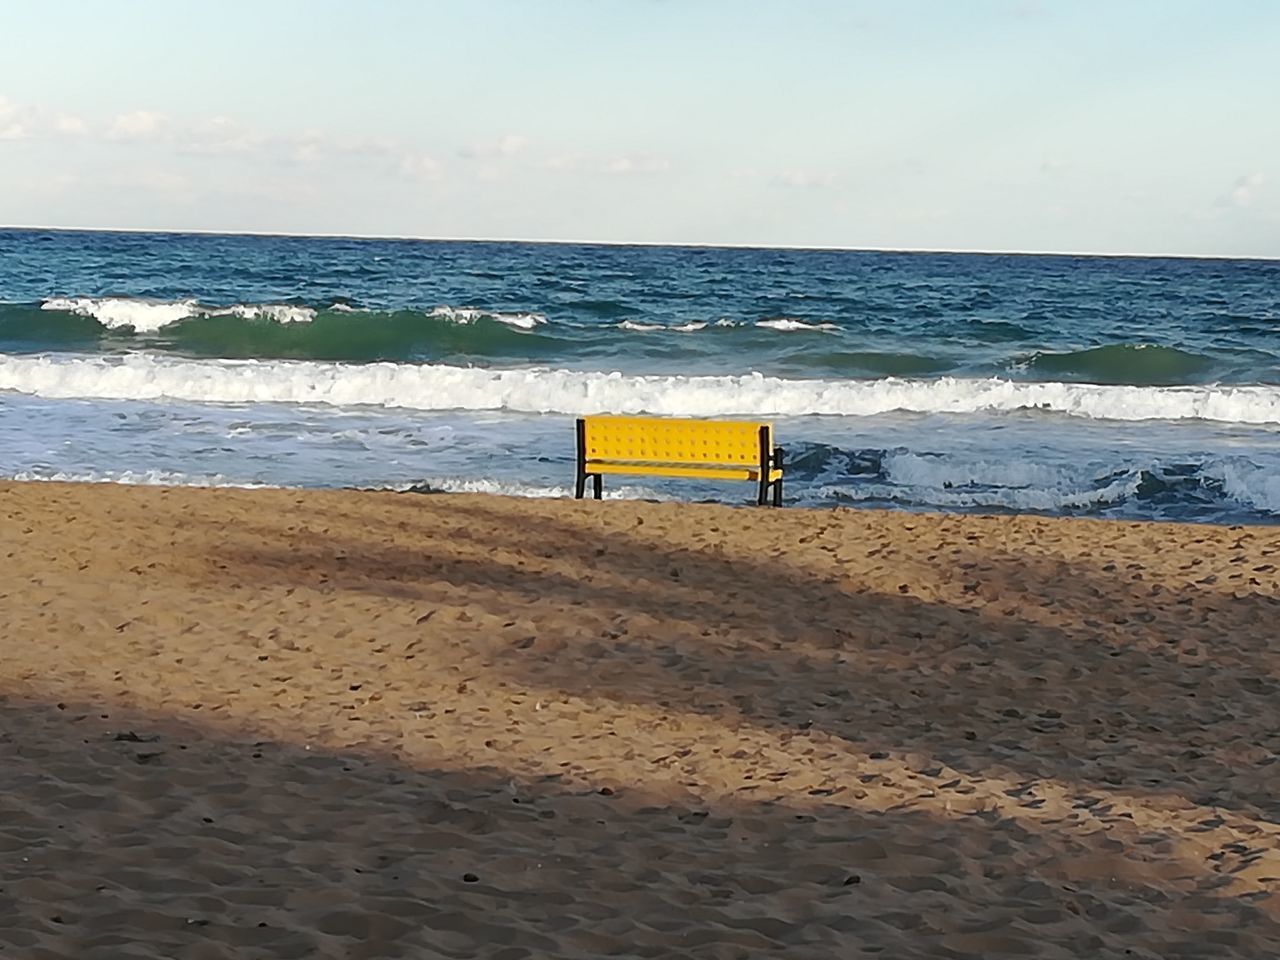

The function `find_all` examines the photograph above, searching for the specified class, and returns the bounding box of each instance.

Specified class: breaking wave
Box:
[4,353,1280,423]
[785,444,1280,519]
[1,299,555,361]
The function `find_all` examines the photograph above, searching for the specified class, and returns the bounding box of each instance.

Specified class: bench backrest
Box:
[581,416,772,466]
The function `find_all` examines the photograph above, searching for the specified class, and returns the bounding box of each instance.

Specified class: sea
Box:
[2,228,1278,524]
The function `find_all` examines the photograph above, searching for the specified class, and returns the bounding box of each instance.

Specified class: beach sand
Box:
[2,480,1280,958]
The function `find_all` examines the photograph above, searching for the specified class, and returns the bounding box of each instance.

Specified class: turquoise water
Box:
[2,228,1279,521]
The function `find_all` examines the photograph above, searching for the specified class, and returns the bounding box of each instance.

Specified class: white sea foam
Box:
[863,450,1142,512]
[386,476,672,500]
[215,304,316,323]
[42,296,200,333]
[10,467,276,488]
[755,318,838,332]
[881,450,1103,491]
[39,296,551,331]
[1203,457,1280,514]
[823,472,1140,513]
[5,354,1280,424]
[619,317,873,334]
[427,305,546,329]
[823,450,1280,516]
[5,465,671,499]
[617,320,709,333]
[42,296,315,331]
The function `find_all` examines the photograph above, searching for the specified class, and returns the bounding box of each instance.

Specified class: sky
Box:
[1,0,1277,256]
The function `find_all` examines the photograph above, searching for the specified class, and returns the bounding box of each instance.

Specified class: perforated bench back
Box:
[581,416,771,466]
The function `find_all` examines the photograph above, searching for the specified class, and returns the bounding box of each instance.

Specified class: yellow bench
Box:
[574,416,785,506]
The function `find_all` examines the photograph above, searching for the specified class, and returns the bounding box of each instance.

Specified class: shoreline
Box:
[4,480,1280,956]
[10,475,1280,529]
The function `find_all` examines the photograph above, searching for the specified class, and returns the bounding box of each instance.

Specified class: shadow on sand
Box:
[223,495,1280,823]
[6,489,1280,958]
[2,691,1275,960]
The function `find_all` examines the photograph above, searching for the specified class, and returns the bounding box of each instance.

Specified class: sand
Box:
[2,480,1280,958]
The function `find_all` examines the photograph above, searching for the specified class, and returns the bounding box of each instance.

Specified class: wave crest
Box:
[32,297,545,335]
[3,354,1280,423]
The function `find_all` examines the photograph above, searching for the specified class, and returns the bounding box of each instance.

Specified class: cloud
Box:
[398,152,444,181]
[457,133,530,160]
[542,153,671,176]
[544,153,580,171]
[290,136,323,164]
[1224,173,1265,208]
[109,110,167,139]
[0,97,86,141]
[772,170,835,189]
[497,133,528,156]
[0,94,30,141]
[332,136,398,158]
[602,155,670,175]
[52,115,88,136]
[177,116,263,156]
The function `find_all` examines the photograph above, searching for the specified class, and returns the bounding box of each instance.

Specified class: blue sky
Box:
[1,0,1276,255]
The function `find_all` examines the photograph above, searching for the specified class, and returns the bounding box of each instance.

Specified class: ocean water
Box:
[2,227,1279,523]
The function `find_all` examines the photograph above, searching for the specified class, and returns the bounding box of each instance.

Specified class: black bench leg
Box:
[772,446,784,507]
[593,474,603,500]
[574,419,588,499]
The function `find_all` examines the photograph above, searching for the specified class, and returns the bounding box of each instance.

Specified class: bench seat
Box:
[586,461,783,482]
[575,416,785,505]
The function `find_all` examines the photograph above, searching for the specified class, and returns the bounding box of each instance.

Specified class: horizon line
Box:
[2,222,1277,263]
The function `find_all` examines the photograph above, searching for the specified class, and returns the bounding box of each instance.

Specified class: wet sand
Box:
[3,479,1280,958]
